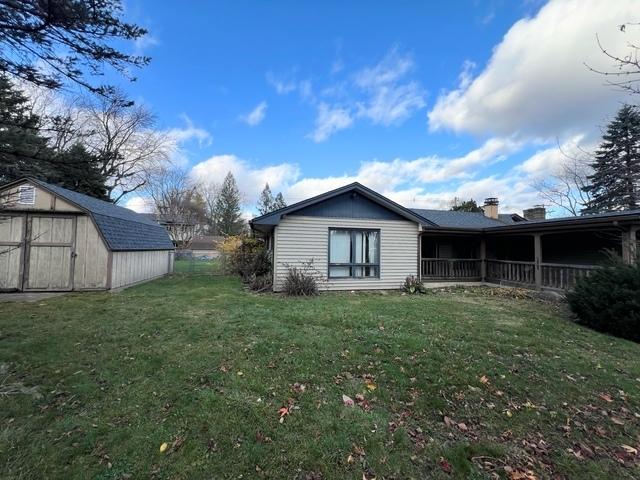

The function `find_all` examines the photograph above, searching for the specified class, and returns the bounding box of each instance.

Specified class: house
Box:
[142,212,203,248]
[0,178,175,292]
[250,182,640,292]
[187,235,224,259]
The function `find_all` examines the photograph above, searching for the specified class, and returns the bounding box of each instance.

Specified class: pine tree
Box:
[52,144,109,200]
[0,75,52,183]
[256,183,274,215]
[214,172,244,235]
[273,192,287,210]
[584,104,640,212]
[451,199,483,212]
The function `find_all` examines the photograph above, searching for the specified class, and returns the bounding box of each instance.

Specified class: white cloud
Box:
[125,196,154,213]
[308,103,354,142]
[428,0,638,138]
[266,72,298,95]
[240,101,267,126]
[134,33,160,54]
[354,47,426,126]
[166,114,212,147]
[190,154,300,203]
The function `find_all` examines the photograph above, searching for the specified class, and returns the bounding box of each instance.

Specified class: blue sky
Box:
[117,0,638,215]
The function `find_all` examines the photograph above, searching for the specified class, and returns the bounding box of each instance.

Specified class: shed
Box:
[0,178,174,292]
[187,235,223,259]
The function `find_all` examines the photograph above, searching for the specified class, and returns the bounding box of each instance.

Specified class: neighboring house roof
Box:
[411,209,519,229]
[250,182,435,232]
[188,235,223,250]
[142,212,196,226]
[6,178,174,251]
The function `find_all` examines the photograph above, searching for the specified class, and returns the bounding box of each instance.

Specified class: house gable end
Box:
[289,191,405,220]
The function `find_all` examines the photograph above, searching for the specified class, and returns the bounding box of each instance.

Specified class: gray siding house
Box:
[0,178,174,292]
[251,183,640,292]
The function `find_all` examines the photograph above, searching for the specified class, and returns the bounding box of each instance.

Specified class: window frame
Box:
[17,185,35,205]
[327,227,381,279]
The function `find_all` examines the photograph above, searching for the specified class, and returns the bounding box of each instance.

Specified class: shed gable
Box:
[289,191,405,220]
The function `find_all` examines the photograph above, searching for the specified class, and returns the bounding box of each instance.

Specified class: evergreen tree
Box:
[0,75,52,183]
[52,144,109,200]
[0,75,109,199]
[256,183,274,215]
[273,192,287,210]
[583,104,640,212]
[214,172,244,235]
[451,199,483,212]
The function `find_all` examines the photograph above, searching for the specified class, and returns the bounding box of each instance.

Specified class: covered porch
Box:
[419,224,639,291]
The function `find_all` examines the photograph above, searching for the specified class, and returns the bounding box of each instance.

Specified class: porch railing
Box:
[486,260,598,290]
[485,259,535,286]
[421,258,482,279]
[540,263,597,290]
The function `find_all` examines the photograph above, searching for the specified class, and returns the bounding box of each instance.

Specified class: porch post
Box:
[534,233,542,290]
[622,226,639,264]
[417,232,422,281]
[479,237,486,281]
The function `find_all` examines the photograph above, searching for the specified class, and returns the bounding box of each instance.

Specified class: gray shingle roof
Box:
[31,179,174,251]
[411,209,513,228]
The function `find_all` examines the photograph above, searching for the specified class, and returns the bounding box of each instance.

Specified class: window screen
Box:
[17,185,35,205]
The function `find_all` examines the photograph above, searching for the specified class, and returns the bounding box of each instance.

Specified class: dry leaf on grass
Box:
[342,394,355,407]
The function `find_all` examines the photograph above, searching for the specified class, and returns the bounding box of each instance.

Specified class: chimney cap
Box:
[484,197,499,206]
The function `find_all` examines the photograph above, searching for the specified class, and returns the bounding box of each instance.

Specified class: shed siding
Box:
[273,216,418,291]
[74,216,109,289]
[110,250,173,289]
[0,215,25,290]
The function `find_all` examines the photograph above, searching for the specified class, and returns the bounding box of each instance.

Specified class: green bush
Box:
[566,261,640,342]
[223,235,271,282]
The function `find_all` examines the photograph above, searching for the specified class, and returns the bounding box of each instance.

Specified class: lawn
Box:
[1,275,639,479]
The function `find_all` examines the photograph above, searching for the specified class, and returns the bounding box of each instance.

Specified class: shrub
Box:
[402,275,426,294]
[248,274,272,292]
[220,235,271,281]
[566,261,640,342]
[282,260,319,296]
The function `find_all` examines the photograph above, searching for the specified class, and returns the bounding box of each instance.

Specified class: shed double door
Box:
[0,214,76,291]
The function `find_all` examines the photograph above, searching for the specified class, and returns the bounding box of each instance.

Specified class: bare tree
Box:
[197,180,221,234]
[144,166,205,247]
[533,148,593,216]
[81,91,172,202]
[586,23,640,95]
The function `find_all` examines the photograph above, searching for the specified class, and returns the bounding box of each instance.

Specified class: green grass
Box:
[1,275,639,479]
[173,258,223,275]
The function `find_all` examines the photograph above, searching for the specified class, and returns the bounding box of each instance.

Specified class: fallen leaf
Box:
[621,444,638,454]
[479,375,489,384]
[599,393,614,403]
[457,422,468,432]
[611,416,625,425]
[292,383,306,393]
[439,457,452,473]
[342,394,355,407]
[365,381,377,391]
[159,442,168,453]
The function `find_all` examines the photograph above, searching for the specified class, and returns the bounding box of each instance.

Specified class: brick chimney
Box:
[483,197,499,219]
[523,205,546,220]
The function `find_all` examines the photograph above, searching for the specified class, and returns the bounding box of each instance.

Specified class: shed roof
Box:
[17,179,174,251]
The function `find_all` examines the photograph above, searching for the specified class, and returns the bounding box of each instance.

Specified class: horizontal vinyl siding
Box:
[110,250,173,289]
[273,216,418,291]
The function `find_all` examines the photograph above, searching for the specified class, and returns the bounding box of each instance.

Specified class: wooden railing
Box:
[541,263,597,290]
[421,258,481,279]
[486,260,598,291]
[485,259,535,286]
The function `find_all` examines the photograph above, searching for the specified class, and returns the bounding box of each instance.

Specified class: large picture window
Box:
[328,228,380,278]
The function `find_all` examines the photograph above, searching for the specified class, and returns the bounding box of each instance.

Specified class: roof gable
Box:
[251,183,432,231]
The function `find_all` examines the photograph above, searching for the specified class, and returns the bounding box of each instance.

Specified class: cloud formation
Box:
[428,0,637,139]
[240,101,267,126]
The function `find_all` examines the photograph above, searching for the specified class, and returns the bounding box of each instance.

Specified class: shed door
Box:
[0,215,25,291]
[23,216,75,291]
